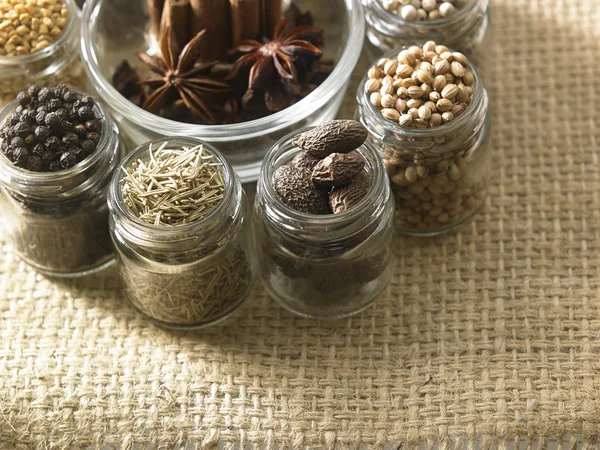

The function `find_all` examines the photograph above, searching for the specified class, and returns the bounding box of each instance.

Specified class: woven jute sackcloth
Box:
[2,0,600,448]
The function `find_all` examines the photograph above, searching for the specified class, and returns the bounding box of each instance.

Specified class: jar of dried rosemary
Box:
[0,86,120,276]
[254,125,396,319]
[363,0,490,62]
[107,137,254,329]
[355,43,490,235]
[0,0,88,110]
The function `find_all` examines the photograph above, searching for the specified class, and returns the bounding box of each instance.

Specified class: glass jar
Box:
[0,0,88,110]
[356,47,490,236]
[80,0,365,183]
[107,137,255,329]
[254,129,396,319]
[0,95,120,276]
[363,0,490,63]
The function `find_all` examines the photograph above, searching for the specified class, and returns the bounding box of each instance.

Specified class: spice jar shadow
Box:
[108,137,255,329]
[0,92,121,277]
[254,130,396,320]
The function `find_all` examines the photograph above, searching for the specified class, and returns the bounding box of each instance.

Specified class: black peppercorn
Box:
[32,143,44,156]
[77,106,94,121]
[40,150,53,165]
[63,90,78,103]
[27,155,42,171]
[85,119,102,132]
[27,85,40,98]
[12,147,29,164]
[35,111,46,125]
[44,136,60,151]
[15,105,23,114]
[60,120,74,133]
[74,123,87,137]
[80,96,94,106]
[22,109,36,123]
[55,108,68,121]
[38,87,51,102]
[17,92,31,106]
[62,132,79,147]
[13,122,30,136]
[86,132,101,143]
[35,126,51,141]
[81,140,96,154]
[8,114,20,126]
[44,112,61,129]
[48,160,61,171]
[47,98,62,112]
[60,151,77,169]
[11,136,26,148]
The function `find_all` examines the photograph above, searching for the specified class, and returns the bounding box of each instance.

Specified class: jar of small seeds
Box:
[356,43,490,235]
[0,85,120,276]
[0,0,88,109]
[107,137,255,329]
[254,123,396,319]
[363,0,490,62]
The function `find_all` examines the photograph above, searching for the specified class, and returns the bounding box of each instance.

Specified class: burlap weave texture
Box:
[2,0,600,448]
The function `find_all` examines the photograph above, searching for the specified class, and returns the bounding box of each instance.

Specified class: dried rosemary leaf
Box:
[121,142,225,226]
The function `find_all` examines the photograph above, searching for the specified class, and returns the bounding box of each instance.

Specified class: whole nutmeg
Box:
[328,172,372,214]
[273,165,330,215]
[312,153,365,187]
[289,151,321,173]
[294,120,368,159]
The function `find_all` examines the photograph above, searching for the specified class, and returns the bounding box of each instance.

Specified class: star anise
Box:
[227,19,323,91]
[137,28,229,124]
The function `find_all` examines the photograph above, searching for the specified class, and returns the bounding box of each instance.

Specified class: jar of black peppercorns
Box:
[0,86,121,277]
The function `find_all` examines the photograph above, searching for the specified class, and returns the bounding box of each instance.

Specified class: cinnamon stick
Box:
[230,0,260,45]
[189,0,230,61]
[147,0,165,38]
[260,0,281,39]
[160,0,191,49]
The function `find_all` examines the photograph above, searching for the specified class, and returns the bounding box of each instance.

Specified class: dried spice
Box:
[312,153,365,187]
[137,29,229,124]
[0,84,101,172]
[294,120,369,159]
[380,0,469,21]
[0,0,68,56]
[114,140,253,327]
[120,141,224,226]
[273,120,371,215]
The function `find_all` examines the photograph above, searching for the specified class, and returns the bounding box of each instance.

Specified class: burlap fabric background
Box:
[2,0,600,448]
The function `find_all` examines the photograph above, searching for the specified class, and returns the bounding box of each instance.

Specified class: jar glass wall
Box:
[0,95,120,276]
[254,129,396,319]
[107,137,255,329]
[80,0,365,183]
[364,0,490,63]
[356,47,490,236]
[0,0,88,109]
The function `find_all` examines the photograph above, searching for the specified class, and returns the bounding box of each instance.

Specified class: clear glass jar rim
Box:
[108,136,237,235]
[0,90,115,185]
[369,0,486,28]
[0,0,79,67]
[259,125,389,228]
[80,0,365,138]
[358,45,487,138]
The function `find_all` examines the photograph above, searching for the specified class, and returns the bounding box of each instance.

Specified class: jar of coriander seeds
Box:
[254,127,396,319]
[107,137,255,329]
[356,43,490,235]
[363,0,490,63]
[0,0,88,109]
[0,86,120,276]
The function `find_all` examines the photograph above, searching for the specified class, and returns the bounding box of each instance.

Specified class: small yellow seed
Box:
[382,108,400,121]
[451,61,465,77]
[441,83,458,99]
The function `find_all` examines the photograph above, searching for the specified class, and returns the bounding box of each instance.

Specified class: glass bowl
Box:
[80,0,364,183]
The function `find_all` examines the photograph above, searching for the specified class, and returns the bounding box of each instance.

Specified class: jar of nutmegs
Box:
[0,0,88,109]
[356,42,490,235]
[254,126,396,319]
[363,0,490,63]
